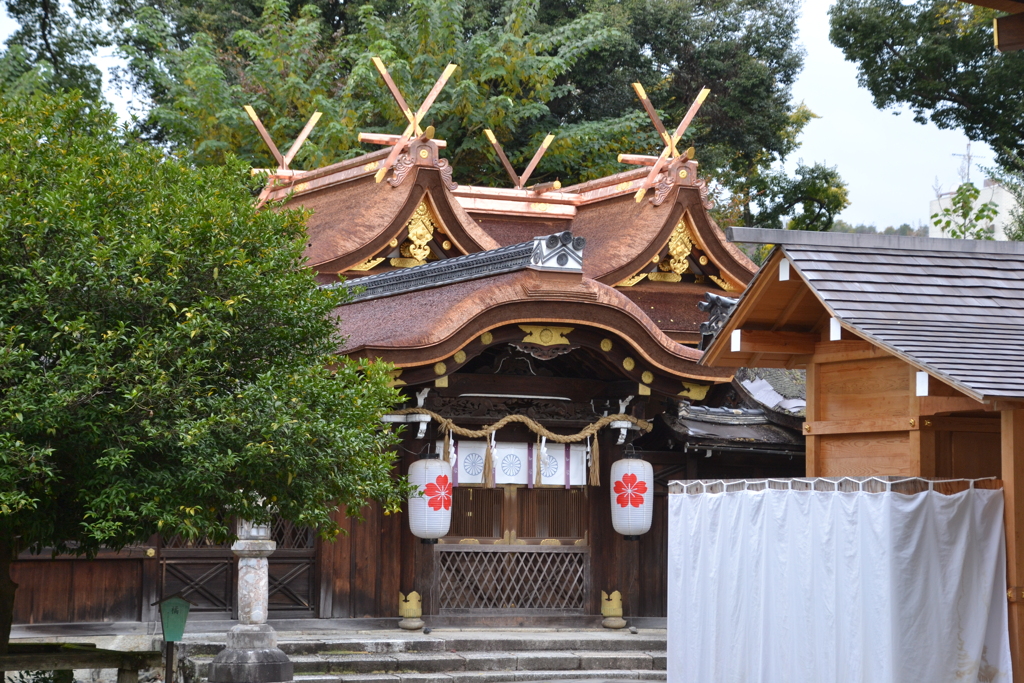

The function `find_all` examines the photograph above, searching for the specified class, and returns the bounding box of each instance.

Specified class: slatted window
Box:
[517,488,587,540]
[449,487,503,538]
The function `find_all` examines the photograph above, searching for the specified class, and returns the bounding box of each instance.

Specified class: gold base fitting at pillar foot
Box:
[602,617,627,629]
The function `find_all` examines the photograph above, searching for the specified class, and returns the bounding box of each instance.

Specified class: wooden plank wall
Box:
[11,559,147,624]
[815,356,914,476]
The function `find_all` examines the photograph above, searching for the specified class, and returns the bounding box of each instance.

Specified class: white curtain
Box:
[667,486,1011,683]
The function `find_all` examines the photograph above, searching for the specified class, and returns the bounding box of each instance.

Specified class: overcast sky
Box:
[0,0,990,229]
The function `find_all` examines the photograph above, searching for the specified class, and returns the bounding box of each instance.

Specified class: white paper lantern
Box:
[610,456,654,538]
[408,455,453,542]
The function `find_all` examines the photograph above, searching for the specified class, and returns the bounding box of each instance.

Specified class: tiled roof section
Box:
[331,232,586,303]
[725,228,1024,400]
[787,243,1024,399]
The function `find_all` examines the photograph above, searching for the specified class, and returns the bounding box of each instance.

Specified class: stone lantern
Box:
[208,520,293,683]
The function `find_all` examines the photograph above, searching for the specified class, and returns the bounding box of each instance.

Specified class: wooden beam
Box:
[733,330,818,355]
[359,132,447,148]
[1002,408,1024,681]
[996,12,1024,52]
[803,416,918,436]
[967,0,1024,15]
[918,395,988,415]
[920,416,1001,432]
[811,340,888,364]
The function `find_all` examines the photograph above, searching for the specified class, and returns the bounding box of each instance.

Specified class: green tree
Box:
[125,0,620,180]
[828,0,1024,171]
[751,162,850,231]
[0,91,406,647]
[930,182,999,239]
[985,152,1024,241]
[1,0,111,99]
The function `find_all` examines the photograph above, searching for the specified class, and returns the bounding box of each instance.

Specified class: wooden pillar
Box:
[909,366,935,477]
[1002,408,1024,680]
[805,361,819,476]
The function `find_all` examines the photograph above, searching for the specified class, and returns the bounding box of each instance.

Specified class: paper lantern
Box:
[408,453,453,543]
[610,456,653,539]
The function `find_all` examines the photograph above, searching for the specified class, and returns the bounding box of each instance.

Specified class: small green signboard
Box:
[157,595,192,642]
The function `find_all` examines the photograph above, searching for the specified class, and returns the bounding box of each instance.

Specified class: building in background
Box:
[928,178,1020,240]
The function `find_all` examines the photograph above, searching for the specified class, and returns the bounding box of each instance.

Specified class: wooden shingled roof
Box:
[701,227,1024,401]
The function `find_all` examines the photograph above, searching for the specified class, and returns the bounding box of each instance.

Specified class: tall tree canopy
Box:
[0,90,405,645]
[829,0,1024,171]
[1,0,846,229]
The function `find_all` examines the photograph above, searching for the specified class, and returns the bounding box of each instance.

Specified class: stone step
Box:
[182,633,666,657]
[294,671,666,682]
[188,650,666,676]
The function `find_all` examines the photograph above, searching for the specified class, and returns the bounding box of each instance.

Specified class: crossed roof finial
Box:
[483,130,556,190]
[370,57,458,184]
[243,106,322,173]
[628,83,710,202]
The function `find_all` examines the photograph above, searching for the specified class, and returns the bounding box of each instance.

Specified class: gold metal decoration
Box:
[666,215,694,274]
[622,357,635,371]
[398,591,422,618]
[442,240,452,250]
[618,273,648,287]
[638,383,651,396]
[678,382,710,400]
[601,591,623,618]
[434,362,447,376]
[350,257,385,271]
[454,350,467,364]
[402,201,437,261]
[600,338,613,352]
[389,238,399,248]
[435,376,449,388]
[480,331,493,345]
[648,272,682,283]
[519,325,573,346]
[364,161,380,172]
[641,371,654,384]
[390,257,426,268]
[699,255,709,266]
[709,275,737,292]
[388,369,406,387]
[418,148,430,158]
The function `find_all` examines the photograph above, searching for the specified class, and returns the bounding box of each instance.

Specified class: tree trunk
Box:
[0,531,20,655]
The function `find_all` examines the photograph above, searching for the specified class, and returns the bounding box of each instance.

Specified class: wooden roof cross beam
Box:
[243,106,323,172]
[483,130,556,190]
[628,84,710,203]
[370,57,458,183]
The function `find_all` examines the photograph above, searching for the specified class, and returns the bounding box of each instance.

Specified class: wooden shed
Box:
[699,227,1024,679]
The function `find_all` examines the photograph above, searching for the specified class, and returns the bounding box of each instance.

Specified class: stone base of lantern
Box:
[209,624,294,683]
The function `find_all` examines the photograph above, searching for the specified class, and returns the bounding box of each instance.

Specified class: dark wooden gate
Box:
[159,519,317,618]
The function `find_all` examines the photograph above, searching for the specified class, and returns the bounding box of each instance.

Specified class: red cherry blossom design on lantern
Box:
[614,473,647,508]
[424,474,452,511]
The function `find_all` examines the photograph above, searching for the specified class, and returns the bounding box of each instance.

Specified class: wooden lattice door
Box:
[159,518,318,618]
[437,485,590,614]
